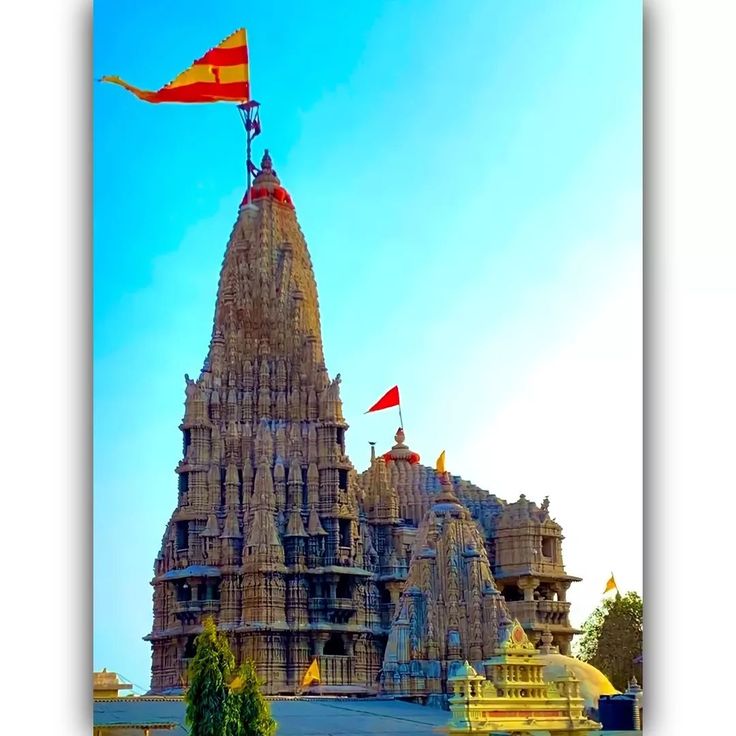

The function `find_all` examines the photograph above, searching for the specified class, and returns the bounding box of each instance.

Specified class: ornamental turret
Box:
[494,494,581,653]
[381,468,509,697]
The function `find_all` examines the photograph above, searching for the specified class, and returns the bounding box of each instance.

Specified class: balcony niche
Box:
[324,633,346,656]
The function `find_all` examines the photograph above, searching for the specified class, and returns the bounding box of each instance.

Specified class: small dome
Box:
[539,653,619,709]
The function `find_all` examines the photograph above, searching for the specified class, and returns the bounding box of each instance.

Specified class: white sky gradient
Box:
[460,259,643,627]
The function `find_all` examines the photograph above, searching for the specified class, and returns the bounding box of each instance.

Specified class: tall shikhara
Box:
[147,151,375,694]
[146,150,582,696]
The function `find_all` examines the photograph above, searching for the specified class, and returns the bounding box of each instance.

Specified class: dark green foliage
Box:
[227,660,277,736]
[184,617,277,736]
[576,591,643,691]
[185,617,236,736]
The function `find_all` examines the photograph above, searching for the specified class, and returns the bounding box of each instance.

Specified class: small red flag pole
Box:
[398,403,404,430]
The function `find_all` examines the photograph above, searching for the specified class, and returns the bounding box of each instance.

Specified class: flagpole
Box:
[246,106,253,206]
[398,403,404,430]
[237,100,261,210]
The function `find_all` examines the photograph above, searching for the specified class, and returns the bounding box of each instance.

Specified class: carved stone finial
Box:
[261,149,273,172]
[394,428,405,446]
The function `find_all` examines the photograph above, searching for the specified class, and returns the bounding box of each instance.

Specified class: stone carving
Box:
[380,473,510,697]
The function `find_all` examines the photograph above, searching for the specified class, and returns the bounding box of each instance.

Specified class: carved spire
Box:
[367,455,399,524]
[207,149,325,379]
[221,511,241,539]
[381,456,511,697]
[243,461,284,567]
[307,506,327,536]
[434,470,462,506]
[284,508,308,538]
[201,514,220,537]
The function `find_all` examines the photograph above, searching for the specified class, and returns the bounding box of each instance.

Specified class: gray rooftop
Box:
[94,696,639,736]
[94,698,186,735]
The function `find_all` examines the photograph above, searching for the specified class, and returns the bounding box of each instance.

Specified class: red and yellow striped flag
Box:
[101,29,250,104]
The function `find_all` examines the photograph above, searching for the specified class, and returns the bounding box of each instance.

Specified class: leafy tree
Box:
[575,591,643,691]
[227,660,277,736]
[185,617,236,736]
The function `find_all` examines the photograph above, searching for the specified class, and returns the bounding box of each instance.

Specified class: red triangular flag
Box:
[366,386,400,413]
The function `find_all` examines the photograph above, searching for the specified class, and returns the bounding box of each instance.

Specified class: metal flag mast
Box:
[237,100,262,211]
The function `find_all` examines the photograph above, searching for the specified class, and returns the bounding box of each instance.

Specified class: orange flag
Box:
[603,574,618,595]
[101,29,250,104]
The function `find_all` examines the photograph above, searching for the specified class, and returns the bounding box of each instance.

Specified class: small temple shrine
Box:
[446,619,601,735]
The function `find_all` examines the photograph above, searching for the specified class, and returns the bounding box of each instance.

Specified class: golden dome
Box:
[538,653,619,709]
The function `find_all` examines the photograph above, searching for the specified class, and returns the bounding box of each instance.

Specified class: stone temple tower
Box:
[146,151,378,694]
[145,148,582,696]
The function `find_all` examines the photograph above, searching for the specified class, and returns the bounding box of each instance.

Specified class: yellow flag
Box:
[603,574,618,595]
[302,658,320,687]
[436,450,446,474]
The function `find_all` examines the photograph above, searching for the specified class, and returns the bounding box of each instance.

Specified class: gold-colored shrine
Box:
[146,150,582,695]
[447,620,600,735]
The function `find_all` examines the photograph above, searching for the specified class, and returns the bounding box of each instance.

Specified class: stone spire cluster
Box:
[146,150,582,696]
[381,472,510,697]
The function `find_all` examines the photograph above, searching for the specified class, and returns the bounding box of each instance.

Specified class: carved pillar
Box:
[314,632,328,655]
[553,580,570,602]
[518,576,539,602]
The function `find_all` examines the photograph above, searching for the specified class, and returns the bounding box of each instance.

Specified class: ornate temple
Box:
[146,150,581,696]
[446,619,601,735]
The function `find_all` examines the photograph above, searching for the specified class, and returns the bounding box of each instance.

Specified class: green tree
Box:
[185,617,236,736]
[575,591,643,691]
[227,660,277,736]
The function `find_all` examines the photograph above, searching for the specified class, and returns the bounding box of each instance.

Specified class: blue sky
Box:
[94,0,641,690]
